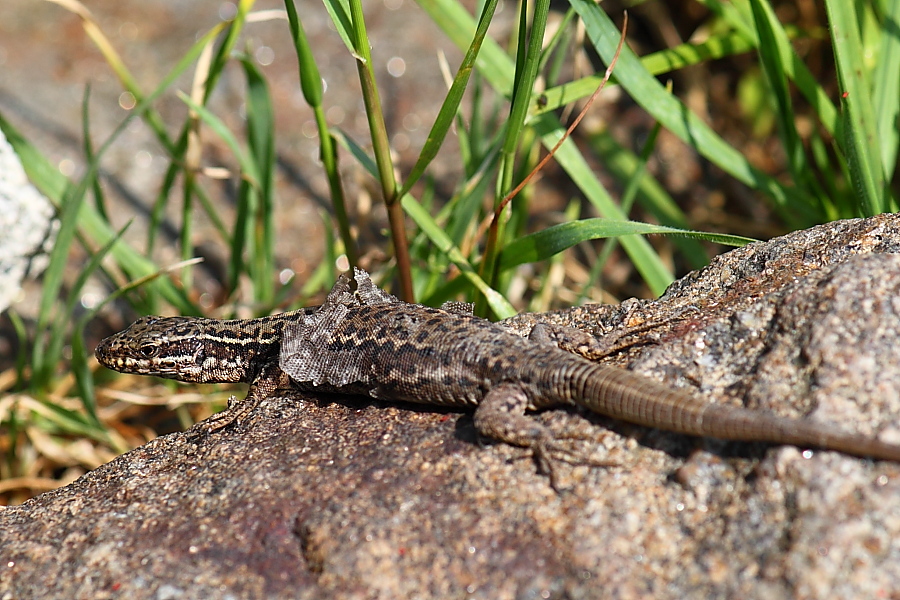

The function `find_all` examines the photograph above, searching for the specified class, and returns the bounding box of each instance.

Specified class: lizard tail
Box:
[698,403,900,461]
[575,362,900,461]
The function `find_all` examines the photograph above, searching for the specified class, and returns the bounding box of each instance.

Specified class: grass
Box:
[0,0,897,503]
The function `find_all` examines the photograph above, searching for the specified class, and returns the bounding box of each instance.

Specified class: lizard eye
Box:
[139,343,159,358]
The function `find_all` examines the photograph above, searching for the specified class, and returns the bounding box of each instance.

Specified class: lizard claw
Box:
[195,396,258,434]
[531,434,621,490]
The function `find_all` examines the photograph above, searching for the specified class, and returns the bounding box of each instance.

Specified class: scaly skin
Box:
[97,269,900,481]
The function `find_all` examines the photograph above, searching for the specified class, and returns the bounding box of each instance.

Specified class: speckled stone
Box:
[0,129,57,313]
[3,214,900,599]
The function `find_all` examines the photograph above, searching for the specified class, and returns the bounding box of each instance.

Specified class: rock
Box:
[3,214,900,599]
[0,128,57,314]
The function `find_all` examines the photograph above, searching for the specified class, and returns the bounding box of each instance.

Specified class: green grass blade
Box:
[8,310,28,390]
[571,0,817,225]
[65,223,132,423]
[32,181,89,390]
[284,0,323,107]
[231,178,253,299]
[479,0,553,296]
[284,0,357,267]
[534,30,757,116]
[399,0,500,198]
[203,0,254,103]
[321,0,355,53]
[240,56,277,303]
[874,0,900,180]
[498,219,754,272]
[538,7,577,80]
[825,0,887,215]
[501,0,550,162]
[415,0,514,96]
[345,0,412,298]
[79,86,108,222]
[27,400,115,446]
[749,0,807,187]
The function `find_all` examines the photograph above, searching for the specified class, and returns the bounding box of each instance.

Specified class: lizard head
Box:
[95,315,219,383]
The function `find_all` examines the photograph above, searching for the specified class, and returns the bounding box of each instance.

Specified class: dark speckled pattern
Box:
[98,269,900,468]
[96,310,315,384]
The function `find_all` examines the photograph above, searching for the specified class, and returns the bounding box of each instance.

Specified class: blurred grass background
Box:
[0,0,897,503]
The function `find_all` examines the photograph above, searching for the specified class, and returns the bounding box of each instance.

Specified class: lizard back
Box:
[280,298,588,408]
[280,269,900,463]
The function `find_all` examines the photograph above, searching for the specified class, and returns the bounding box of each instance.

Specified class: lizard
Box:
[95,268,900,479]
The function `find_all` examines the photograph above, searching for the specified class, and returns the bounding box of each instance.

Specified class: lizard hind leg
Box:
[528,322,644,361]
[527,309,698,361]
[473,383,617,487]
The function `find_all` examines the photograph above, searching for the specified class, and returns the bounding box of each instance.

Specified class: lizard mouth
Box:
[95,340,182,379]
[95,325,207,382]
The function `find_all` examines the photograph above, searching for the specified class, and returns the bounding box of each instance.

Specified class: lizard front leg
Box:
[200,362,291,432]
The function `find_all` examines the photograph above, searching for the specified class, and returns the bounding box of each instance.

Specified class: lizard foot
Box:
[535,435,621,488]
[193,393,263,435]
[474,383,621,489]
[528,305,700,360]
[191,365,287,435]
[583,305,701,358]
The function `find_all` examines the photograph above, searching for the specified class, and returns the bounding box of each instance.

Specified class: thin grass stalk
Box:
[283,0,358,268]
[347,0,413,299]
[480,0,553,308]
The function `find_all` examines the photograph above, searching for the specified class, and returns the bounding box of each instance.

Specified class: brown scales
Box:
[96,268,900,484]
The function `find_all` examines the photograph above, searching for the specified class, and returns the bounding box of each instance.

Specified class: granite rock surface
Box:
[3,214,900,599]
